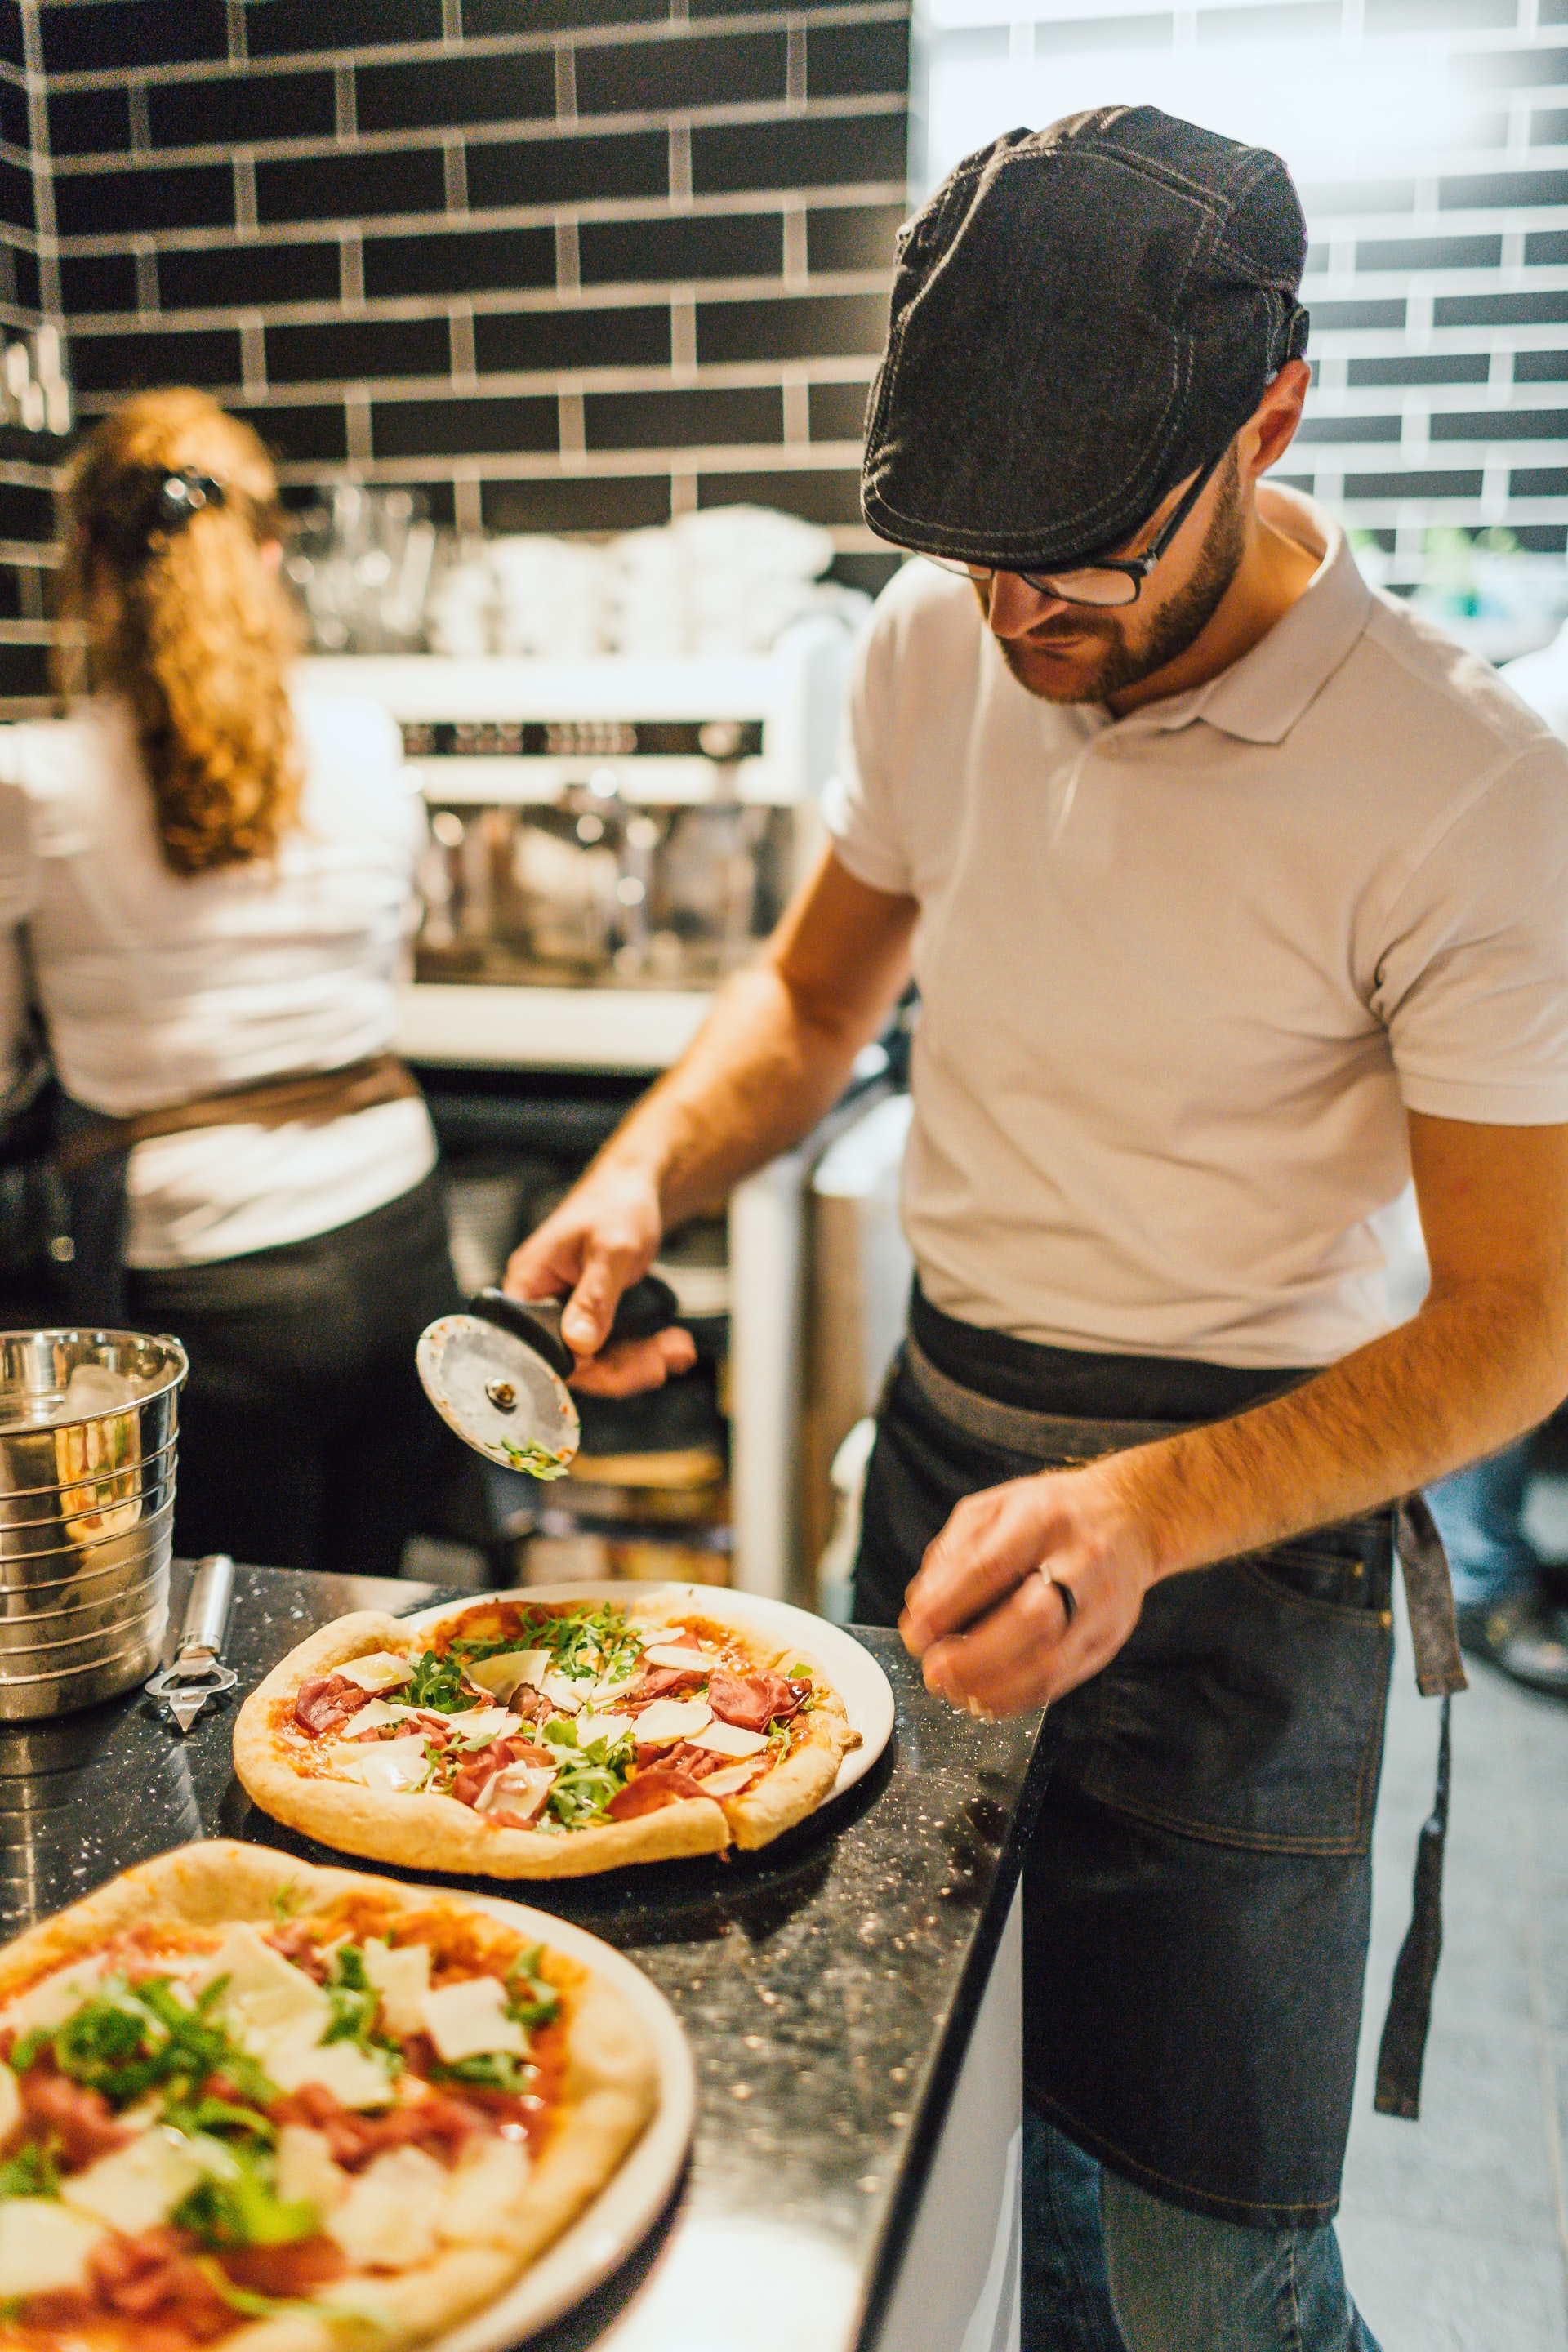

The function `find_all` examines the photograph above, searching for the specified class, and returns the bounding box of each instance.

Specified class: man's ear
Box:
[260,537,283,575]
[1240,359,1311,483]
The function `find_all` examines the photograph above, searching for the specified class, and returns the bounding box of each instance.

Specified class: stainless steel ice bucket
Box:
[0,1330,188,1719]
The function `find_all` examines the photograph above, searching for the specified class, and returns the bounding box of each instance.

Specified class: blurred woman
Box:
[0,388,462,1576]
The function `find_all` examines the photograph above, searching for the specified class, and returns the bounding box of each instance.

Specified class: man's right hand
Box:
[502,1164,696,1396]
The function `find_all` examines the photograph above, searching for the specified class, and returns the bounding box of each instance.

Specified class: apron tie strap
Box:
[1374,1690,1454,2121]
[1374,1494,1467,2122]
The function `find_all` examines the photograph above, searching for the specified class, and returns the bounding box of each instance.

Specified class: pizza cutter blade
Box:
[416,1276,680,1478]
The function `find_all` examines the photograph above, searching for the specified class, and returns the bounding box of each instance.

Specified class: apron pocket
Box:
[1073,1552,1392,1855]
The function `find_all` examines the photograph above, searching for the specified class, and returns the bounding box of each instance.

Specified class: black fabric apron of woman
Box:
[53,1056,468,1582]
[853,1281,1456,2231]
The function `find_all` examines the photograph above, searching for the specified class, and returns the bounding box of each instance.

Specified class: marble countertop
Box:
[0,1564,1047,2352]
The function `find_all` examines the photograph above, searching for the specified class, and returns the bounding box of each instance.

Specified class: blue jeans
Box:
[1022,2112,1383,2352]
[1425,1437,1538,1610]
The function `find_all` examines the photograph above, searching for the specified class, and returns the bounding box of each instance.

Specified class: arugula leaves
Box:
[505,1946,560,2034]
[173,2144,317,2249]
[448,1603,642,1690]
[404,1650,475,1712]
[14,1976,275,2112]
[0,2143,59,2199]
[426,2050,533,2095]
[538,1716,634,1828]
[321,1947,400,2079]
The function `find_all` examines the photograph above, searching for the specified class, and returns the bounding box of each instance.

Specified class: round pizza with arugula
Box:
[0,1841,659,2352]
[233,1592,862,1878]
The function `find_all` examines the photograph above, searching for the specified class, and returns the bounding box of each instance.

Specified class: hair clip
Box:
[153,470,225,530]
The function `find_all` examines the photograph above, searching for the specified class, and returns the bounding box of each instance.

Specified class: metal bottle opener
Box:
[145,1551,238,1733]
[416,1276,680,1476]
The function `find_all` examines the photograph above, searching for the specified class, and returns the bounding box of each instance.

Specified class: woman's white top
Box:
[0,689,436,1267]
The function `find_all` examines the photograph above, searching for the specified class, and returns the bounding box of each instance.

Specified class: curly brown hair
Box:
[54,389,303,877]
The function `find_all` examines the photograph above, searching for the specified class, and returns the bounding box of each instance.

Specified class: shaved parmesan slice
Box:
[632,1698,713,1745]
[0,2200,105,2296]
[438,2136,532,2247]
[575,1711,634,1748]
[360,1938,431,2038]
[698,1762,765,1796]
[65,2127,205,2235]
[328,2145,446,2270]
[689,1721,769,1758]
[192,1926,331,2045]
[0,1957,107,2037]
[539,1669,586,1712]
[642,1644,715,1673]
[363,1700,514,1740]
[339,1696,406,1733]
[419,1976,527,2064]
[589,1672,639,1704]
[434,1705,515,1743]
[475,1765,555,1823]
[274,2123,350,2214]
[461,1649,550,1699]
[336,1651,412,1694]
[267,2030,395,2110]
[324,1733,430,1793]
[0,2060,19,2148]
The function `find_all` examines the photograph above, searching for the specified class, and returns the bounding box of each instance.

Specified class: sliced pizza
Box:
[234,1592,862,1878]
[0,1840,658,2352]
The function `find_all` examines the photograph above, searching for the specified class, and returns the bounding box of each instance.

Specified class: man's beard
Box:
[998,450,1246,705]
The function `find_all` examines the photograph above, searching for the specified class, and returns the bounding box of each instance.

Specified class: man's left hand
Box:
[898,1462,1157,1717]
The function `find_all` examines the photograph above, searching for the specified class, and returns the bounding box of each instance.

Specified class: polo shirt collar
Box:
[1124,488,1374,746]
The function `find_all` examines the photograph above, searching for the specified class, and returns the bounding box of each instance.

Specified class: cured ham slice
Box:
[606,1764,709,1819]
[626,1664,709,1706]
[293,1674,372,1737]
[17,2065,131,2167]
[706,1670,808,1735]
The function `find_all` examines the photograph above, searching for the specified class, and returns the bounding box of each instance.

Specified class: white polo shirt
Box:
[823,488,1568,1369]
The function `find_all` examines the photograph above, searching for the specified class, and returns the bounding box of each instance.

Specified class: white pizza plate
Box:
[423,1888,696,2351]
[399,1581,896,1804]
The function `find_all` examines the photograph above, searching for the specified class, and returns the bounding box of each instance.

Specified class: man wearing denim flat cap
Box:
[508,106,1568,2348]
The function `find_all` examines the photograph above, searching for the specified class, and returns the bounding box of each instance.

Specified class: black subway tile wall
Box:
[925,2,1568,568]
[35,0,910,592]
[0,6,66,709]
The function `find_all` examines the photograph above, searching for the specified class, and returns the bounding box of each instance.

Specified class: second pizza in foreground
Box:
[234,1591,862,1877]
[0,1841,661,2352]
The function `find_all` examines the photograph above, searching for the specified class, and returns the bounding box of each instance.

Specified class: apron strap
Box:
[1374,1494,1466,2121]
[1374,1691,1454,2121]
[1394,1492,1469,1698]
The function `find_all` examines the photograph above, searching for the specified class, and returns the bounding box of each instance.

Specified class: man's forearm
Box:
[1108,1277,1568,1581]
[585,960,874,1226]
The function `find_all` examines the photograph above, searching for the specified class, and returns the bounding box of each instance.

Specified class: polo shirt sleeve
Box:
[1373,741,1568,1124]
[819,595,917,899]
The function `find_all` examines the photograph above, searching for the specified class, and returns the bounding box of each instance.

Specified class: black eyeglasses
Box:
[924,452,1225,609]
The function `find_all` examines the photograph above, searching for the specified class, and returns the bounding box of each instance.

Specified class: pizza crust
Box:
[232,1597,860,1877]
[0,1841,660,2352]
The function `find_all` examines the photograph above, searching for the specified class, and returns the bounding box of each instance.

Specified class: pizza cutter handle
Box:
[470,1272,682,1381]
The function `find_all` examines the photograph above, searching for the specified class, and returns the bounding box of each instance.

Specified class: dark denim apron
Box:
[853,1285,1463,2231]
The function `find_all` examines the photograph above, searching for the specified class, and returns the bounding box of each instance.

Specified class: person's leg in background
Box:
[1428,1433,1568,1697]
[1099,2165,1381,2352]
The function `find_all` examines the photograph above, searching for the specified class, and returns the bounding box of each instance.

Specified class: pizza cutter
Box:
[416,1276,681,1477]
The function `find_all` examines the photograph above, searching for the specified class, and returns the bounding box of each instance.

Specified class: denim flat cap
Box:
[861,106,1310,571]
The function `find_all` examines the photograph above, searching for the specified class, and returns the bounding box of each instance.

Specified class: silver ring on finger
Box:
[1036,1566,1077,1625]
